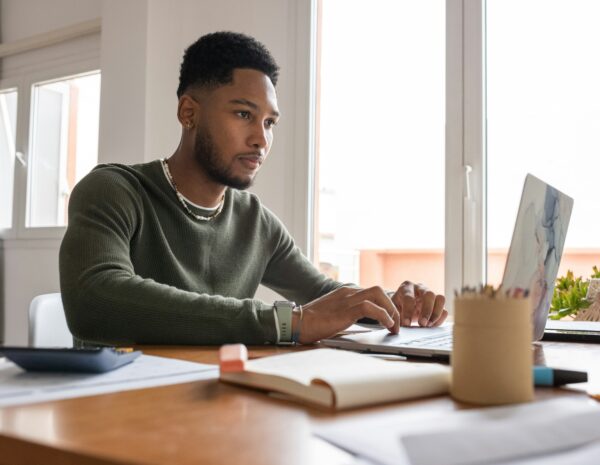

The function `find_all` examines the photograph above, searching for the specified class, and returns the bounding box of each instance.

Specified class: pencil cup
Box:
[451,296,533,405]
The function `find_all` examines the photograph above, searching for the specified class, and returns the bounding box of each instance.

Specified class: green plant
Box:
[548,266,600,320]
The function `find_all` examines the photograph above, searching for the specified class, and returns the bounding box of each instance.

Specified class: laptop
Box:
[323,174,575,360]
[542,320,600,343]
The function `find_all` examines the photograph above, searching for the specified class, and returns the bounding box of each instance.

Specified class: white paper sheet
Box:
[402,405,600,465]
[507,441,600,465]
[0,355,217,407]
[314,398,600,465]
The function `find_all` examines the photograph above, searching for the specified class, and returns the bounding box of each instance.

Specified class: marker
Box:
[533,366,588,386]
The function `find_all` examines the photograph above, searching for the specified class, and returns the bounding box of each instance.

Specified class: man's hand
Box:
[390,281,448,327]
[295,286,400,344]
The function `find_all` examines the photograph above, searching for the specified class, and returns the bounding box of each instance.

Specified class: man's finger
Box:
[348,286,399,327]
[431,309,449,327]
[390,302,400,333]
[350,300,395,329]
[427,294,446,327]
[418,290,436,327]
[397,281,416,326]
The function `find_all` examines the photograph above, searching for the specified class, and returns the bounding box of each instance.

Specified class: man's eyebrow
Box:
[229,98,280,117]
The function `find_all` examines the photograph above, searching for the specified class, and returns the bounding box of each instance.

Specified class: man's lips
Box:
[238,154,263,170]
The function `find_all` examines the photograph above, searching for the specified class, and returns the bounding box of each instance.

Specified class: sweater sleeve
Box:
[59,168,278,346]
[260,209,345,304]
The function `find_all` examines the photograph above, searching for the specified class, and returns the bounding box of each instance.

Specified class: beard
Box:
[193,127,255,190]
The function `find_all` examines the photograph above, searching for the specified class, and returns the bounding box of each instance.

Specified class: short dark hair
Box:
[177,31,279,98]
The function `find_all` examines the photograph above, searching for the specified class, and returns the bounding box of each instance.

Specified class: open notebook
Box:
[324,174,574,359]
[218,345,449,410]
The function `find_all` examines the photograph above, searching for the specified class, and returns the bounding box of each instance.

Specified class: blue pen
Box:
[533,366,588,386]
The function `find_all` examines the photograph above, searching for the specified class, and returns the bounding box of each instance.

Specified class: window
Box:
[486,0,600,284]
[27,72,101,228]
[312,0,600,304]
[0,20,101,239]
[0,90,18,229]
[315,0,446,294]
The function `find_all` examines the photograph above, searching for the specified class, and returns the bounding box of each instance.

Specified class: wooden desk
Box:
[0,342,598,465]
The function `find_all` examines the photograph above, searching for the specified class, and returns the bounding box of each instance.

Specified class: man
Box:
[59,32,447,346]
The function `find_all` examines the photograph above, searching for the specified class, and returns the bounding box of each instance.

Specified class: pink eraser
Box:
[219,344,248,373]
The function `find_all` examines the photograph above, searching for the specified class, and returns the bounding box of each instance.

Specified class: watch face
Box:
[275,301,295,310]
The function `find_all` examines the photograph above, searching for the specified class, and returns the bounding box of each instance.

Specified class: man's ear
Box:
[177,94,198,128]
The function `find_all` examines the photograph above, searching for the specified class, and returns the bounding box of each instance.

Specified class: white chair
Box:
[28,293,73,347]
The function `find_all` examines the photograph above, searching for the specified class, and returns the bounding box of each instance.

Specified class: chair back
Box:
[28,293,73,347]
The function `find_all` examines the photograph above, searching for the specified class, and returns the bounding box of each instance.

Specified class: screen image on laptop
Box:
[323,174,574,360]
[502,174,573,340]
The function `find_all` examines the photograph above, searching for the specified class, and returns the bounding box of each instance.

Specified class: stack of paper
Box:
[315,398,600,465]
[0,355,217,407]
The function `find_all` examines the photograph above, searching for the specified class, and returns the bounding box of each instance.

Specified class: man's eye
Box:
[237,111,251,119]
[265,119,277,128]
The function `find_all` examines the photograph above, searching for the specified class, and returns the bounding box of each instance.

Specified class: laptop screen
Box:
[501,174,574,341]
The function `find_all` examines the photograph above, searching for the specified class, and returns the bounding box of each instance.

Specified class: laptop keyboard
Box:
[404,333,453,349]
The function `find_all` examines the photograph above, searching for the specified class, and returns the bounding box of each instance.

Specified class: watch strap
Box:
[274,301,295,343]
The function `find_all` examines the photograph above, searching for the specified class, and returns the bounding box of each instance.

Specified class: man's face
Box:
[190,68,279,190]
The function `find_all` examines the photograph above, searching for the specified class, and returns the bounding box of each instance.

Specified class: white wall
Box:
[98,0,149,166]
[1,0,314,344]
[0,0,101,42]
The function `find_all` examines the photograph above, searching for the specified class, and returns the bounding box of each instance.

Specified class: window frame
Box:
[445,0,487,302]
[0,85,19,238]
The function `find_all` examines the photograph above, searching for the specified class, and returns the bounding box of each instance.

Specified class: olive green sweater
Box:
[59,160,341,346]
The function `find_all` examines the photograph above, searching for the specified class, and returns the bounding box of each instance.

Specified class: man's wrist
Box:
[291,305,303,344]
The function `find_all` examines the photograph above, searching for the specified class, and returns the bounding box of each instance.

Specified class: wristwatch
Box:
[273,301,295,344]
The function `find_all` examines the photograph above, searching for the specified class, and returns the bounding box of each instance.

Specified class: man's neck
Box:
[166,151,226,208]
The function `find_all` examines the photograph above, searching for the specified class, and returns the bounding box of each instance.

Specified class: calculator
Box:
[0,347,142,373]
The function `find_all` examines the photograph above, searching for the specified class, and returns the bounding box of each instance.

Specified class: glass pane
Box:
[0,90,18,229]
[27,72,101,227]
[316,0,446,293]
[487,1,600,286]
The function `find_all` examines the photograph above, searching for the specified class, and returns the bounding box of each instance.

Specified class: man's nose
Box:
[249,123,269,150]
